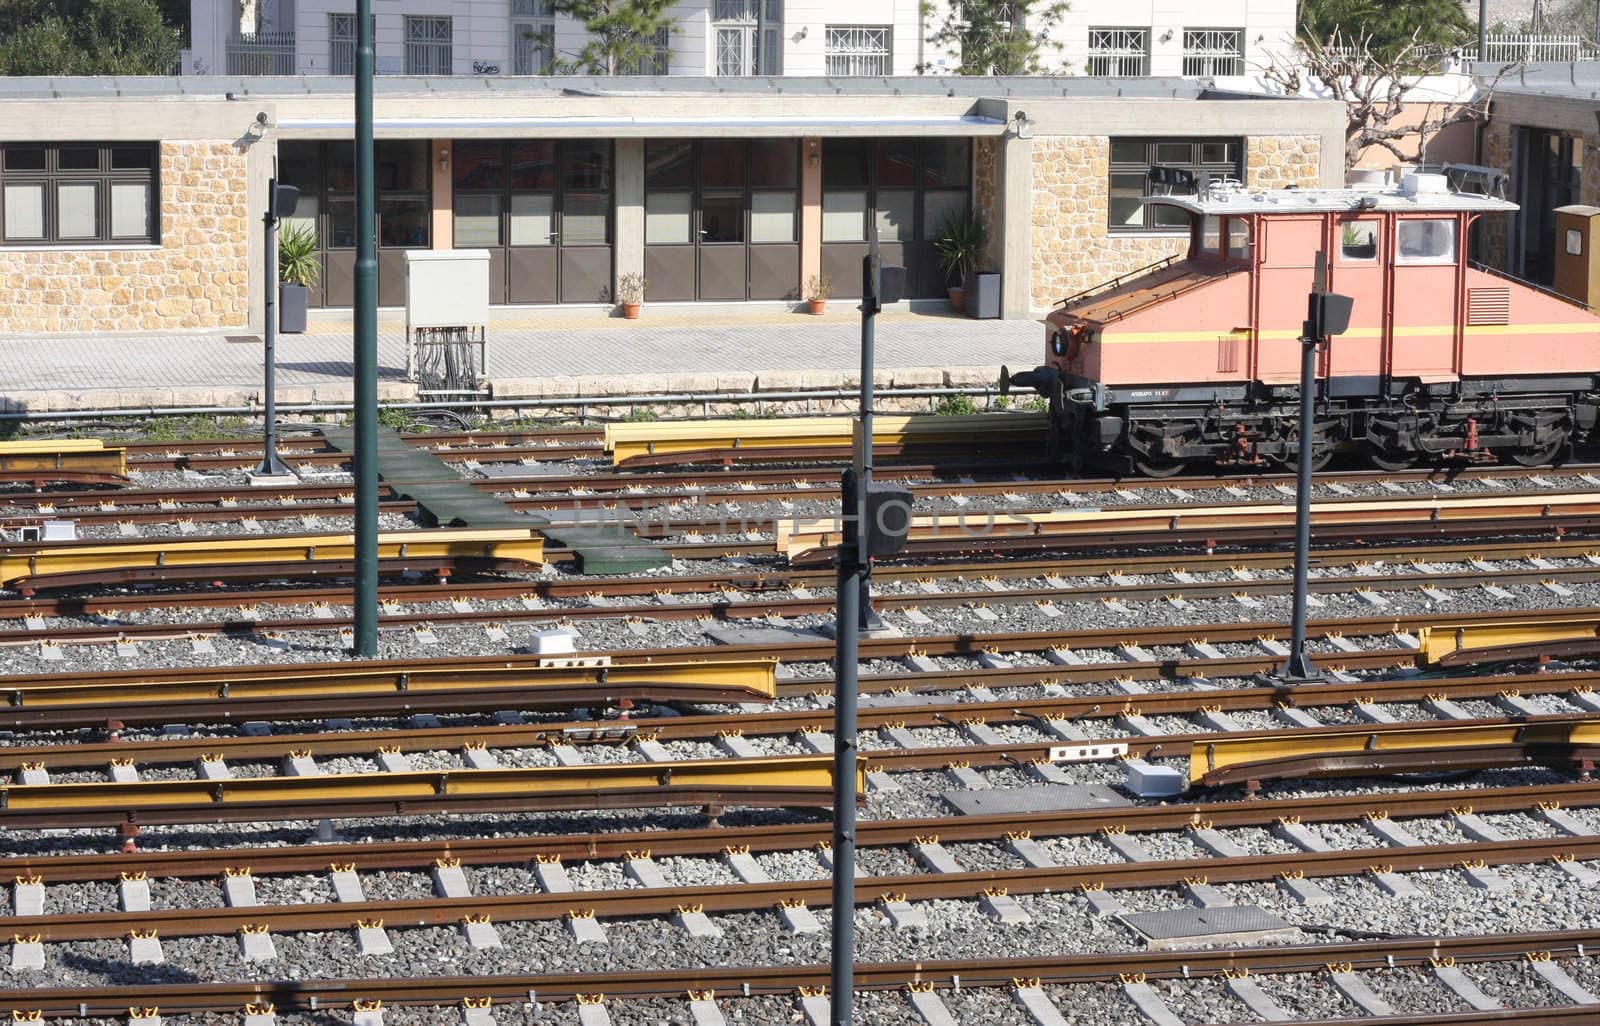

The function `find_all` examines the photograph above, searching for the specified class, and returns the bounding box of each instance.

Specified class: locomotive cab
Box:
[1006,169,1600,475]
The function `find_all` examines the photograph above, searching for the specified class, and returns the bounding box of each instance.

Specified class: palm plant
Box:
[933,207,985,285]
[277,222,321,287]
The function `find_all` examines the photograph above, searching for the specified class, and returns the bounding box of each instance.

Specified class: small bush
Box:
[933,394,979,417]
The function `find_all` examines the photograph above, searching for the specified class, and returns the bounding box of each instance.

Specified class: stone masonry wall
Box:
[1030,134,1322,310]
[0,141,249,334]
[972,136,1000,270]
[1479,120,1514,270]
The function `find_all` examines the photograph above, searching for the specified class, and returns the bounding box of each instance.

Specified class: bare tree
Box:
[1261,28,1507,168]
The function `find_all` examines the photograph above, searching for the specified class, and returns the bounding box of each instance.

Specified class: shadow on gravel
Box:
[60,951,204,985]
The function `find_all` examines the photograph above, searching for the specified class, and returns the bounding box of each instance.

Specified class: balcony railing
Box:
[226,32,296,75]
[1463,33,1599,62]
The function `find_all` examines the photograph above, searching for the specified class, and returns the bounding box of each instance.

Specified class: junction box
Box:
[405,249,490,396]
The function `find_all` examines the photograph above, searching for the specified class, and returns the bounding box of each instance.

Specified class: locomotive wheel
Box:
[1286,445,1335,473]
[1364,443,1416,473]
[1132,456,1188,478]
[1507,431,1569,468]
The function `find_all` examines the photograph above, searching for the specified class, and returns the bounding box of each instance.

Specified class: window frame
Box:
[1395,216,1458,267]
[824,25,892,76]
[1087,27,1149,76]
[1337,215,1381,264]
[1107,137,1243,235]
[1,142,159,247]
[618,26,671,75]
[511,0,555,75]
[404,15,454,76]
[714,0,782,75]
[819,138,971,244]
[450,140,614,251]
[1181,28,1245,76]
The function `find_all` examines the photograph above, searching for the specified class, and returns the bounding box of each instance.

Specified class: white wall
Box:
[188,0,1298,78]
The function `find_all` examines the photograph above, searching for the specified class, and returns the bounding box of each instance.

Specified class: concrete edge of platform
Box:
[0,365,1009,417]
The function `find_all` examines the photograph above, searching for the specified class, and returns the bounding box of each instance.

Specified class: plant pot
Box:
[965,270,1001,319]
[279,283,309,334]
[807,298,826,315]
[621,302,641,320]
[947,286,966,313]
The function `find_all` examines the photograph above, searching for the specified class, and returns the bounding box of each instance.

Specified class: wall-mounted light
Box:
[1159,29,1173,43]
[1011,110,1034,139]
[808,140,820,168]
[437,148,450,172]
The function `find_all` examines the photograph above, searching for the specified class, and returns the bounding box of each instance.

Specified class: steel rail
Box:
[0,529,548,593]
[15,459,1600,513]
[0,606,1577,721]
[0,657,777,729]
[0,536,1593,622]
[11,560,1600,655]
[0,607,1592,730]
[0,754,861,829]
[1,713,1594,828]
[3,835,1596,946]
[0,648,1415,730]
[2,931,1593,1016]
[779,490,1600,560]
[4,669,1598,773]
[10,780,1594,883]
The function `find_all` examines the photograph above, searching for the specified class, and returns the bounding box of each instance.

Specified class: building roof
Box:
[1470,60,1600,100]
[1145,177,1518,215]
[0,74,1300,102]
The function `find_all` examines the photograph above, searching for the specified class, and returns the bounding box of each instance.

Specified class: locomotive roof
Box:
[1146,181,1519,216]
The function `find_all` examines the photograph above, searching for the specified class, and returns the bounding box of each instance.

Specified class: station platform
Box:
[0,306,1043,415]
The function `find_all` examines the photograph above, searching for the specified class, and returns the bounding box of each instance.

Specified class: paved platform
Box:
[0,307,1042,413]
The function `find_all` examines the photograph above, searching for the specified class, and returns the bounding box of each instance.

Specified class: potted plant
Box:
[277,222,319,334]
[804,273,832,315]
[933,207,985,313]
[617,272,646,319]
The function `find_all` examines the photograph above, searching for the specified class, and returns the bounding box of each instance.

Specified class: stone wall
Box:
[1479,120,1514,270]
[972,136,1000,270]
[0,141,249,334]
[1029,134,1323,310]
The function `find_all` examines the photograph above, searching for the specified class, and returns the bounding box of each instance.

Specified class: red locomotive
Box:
[1004,170,1600,475]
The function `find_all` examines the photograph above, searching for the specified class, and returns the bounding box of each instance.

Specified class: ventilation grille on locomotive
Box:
[1466,286,1511,326]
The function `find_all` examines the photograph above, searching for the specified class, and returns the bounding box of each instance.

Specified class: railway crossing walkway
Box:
[0,307,1042,414]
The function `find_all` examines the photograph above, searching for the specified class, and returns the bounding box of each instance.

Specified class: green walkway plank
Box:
[318,426,668,574]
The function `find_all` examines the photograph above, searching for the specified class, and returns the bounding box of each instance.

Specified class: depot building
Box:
[0,76,1344,334]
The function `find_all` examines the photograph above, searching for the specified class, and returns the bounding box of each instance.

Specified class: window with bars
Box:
[511,0,555,75]
[1,143,158,246]
[405,15,453,76]
[825,25,891,76]
[714,0,781,75]
[1107,138,1242,233]
[1182,28,1244,76]
[1086,27,1148,76]
[328,14,375,77]
[619,26,671,74]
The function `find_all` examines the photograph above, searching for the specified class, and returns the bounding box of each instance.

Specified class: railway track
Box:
[4,603,1600,727]
[6,425,1600,1025]
[0,536,1591,623]
[3,931,1593,1020]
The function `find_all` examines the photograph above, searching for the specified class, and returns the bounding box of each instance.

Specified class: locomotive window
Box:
[1340,221,1379,262]
[1200,215,1221,254]
[1107,137,1243,234]
[1226,218,1251,261]
[1396,218,1456,265]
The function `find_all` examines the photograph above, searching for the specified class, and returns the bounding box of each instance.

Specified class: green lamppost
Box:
[352,0,379,656]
